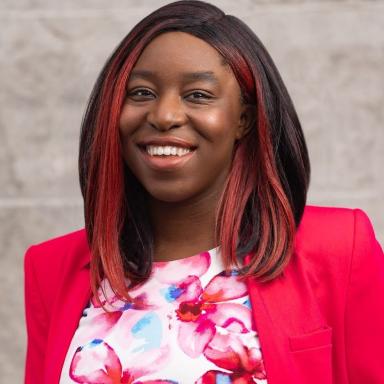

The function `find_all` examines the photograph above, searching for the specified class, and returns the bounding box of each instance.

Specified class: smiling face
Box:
[119,31,249,205]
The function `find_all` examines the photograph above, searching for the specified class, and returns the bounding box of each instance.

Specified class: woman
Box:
[24,1,384,383]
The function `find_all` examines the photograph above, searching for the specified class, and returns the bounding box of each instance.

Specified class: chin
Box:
[145,184,199,204]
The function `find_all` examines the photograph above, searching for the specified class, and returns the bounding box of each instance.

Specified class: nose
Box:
[147,93,187,131]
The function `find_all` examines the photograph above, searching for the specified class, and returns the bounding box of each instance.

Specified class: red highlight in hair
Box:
[217,72,295,280]
[79,2,307,306]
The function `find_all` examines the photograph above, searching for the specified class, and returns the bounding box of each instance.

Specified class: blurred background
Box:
[1,0,383,381]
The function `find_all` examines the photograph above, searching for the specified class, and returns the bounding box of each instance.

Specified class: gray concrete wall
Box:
[1,0,383,381]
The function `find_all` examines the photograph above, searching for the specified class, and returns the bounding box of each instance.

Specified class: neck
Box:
[149,189,221,262]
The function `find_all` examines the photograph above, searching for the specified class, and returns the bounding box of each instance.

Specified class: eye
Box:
[185,91,214,103]
[127,88,155,101]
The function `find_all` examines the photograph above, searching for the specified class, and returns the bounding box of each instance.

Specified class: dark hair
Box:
[78,0,310,301]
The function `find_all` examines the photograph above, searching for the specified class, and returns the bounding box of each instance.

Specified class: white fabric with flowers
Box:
[60,247,268,383]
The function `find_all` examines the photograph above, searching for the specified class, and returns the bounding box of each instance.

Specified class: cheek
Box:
[119,105,144,137]
[192,106,240,144]
[191,113,239,179]
[118,110,140,169]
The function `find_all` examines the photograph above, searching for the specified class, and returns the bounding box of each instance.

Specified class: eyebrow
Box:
[129,69,219,85]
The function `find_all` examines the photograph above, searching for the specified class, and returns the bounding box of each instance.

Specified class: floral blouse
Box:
[60,248,268,383]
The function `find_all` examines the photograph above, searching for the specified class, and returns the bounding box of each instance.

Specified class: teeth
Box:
[177,148,186,156]
[146,145,192,157]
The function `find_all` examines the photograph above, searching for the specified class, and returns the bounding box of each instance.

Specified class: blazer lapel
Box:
[246,250,332,384]
[43,248,92,383]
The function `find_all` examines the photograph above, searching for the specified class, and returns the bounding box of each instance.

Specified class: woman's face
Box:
[119,31,249,204]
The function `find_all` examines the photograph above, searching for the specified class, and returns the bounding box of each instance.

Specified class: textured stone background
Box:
[1,0,383,381]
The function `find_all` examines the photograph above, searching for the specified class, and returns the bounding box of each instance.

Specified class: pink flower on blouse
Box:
[196,370,255,384]
[175,269,266,379]
[69,339,171,383]
[91,251,211,311]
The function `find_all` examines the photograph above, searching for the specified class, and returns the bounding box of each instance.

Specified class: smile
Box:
[146,145,192,157]
[138,145,196,171]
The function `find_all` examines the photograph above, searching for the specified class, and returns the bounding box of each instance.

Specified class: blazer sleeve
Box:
[24,245,49,384]
[345,209,384,383]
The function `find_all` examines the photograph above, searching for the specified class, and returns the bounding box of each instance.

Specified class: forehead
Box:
[132,31,229,74]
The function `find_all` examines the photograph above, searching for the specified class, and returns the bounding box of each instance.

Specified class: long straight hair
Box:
[79,0,310,302]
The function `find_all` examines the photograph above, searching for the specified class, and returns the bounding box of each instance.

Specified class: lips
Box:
[136,137,197,171]
[136,136,197,150]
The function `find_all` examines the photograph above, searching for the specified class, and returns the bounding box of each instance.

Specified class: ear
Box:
[236,104,255,140]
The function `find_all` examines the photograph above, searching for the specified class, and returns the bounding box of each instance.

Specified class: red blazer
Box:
[24,206,384,383]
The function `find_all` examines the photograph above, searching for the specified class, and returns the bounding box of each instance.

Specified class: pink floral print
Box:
[64,249,267,383]
[175,270,266,378]
[70,339,170,383]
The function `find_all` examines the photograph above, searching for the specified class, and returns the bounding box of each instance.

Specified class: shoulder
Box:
[25,228,89,270]
[292,205,381,290]
[292,205,382,301]
[289,204,382,318]
[24,228,90,308]
[295,204,378,258]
